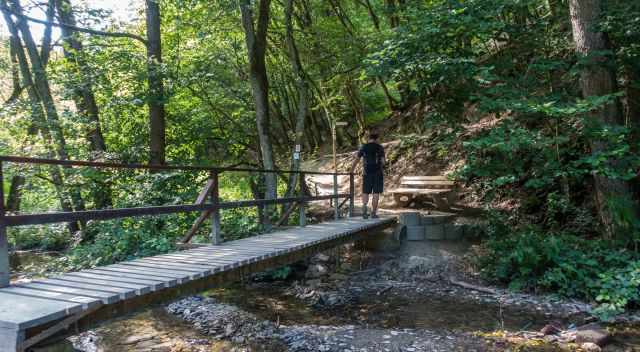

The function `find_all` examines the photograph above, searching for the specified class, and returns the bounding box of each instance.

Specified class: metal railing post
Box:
[333,173,339,220]
[348,173,355,217]
[210,171,222,245]
[0,162,9,287]
[299,172,306,227]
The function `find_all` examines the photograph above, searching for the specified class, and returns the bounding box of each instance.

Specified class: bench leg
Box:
[0,327,24,352]
[446,190,458,207]
[433,195,451,212]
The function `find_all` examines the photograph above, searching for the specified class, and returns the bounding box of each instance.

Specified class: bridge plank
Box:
[0,287,99,310]
[132,259,216,274]
[85,268,179,286]
[78,270,171,289]
[31,279,138,300]
[154,252,241,264]
[52,275,152,295]
[107,264,195,282]
[0,292,85,330]
[15,283,121,304]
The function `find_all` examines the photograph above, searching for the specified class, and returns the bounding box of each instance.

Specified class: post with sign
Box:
[331,121,348,218]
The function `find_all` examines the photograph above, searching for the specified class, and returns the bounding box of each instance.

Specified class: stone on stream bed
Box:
[167,295,487,352]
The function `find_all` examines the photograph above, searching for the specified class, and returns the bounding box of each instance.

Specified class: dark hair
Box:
[369,132,379,140]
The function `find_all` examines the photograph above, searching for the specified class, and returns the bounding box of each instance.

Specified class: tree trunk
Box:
[344,78,366,141]
[6,175,25,212]
[1,4,80,233]
[568,0,637,236]
[40,0,54,67]
[146,0,165,165]
[56,0,107,154]
[624,65,640,132]
[240,0,277,228]
[283,0,309,202]
[56,0,112,209]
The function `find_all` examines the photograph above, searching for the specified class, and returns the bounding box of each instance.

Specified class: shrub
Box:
[479,213,640,319]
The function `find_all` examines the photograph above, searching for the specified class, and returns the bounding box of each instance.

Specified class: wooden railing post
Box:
[210,171,221,245]
[333,173,339,220]
[0,162,9,287]
[299,172,306,227]
[349,173,355,217]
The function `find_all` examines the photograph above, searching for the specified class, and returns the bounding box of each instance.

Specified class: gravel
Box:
[166,295,488,352]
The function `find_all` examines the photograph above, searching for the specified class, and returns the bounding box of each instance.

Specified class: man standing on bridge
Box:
[350,132,385,219]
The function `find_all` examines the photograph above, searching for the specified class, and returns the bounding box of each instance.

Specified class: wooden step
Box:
[402,176,451,181]
[400,180,455,187]
[389,188,453,195]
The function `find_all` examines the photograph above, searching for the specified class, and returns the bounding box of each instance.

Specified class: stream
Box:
[26,240,640,351]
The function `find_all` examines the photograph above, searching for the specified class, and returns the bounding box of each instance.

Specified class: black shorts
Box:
[362,171,384,194]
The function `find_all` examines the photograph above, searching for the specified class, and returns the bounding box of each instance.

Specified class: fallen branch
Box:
[376,286,393,296]
[449,276,497,294]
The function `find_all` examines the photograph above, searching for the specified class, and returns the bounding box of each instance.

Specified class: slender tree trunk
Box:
[362,0,380,30]
[5,35,23,106]
[568,0,637,236]
[56,0,112,209]
[146,0,165,165]
[624,65,640,132]
[344,78,366,141]
[40,0,54,66]
[240,0,277,228]
[6,175,25,212]
[283,0,309,202]
[56,0,107,154]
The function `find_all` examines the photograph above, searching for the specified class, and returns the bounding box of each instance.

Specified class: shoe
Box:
[371,213,379,219]
[363,213,369,219]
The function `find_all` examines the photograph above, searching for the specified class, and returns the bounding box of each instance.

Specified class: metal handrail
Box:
[3,194,351,226]
[0,156,357,287]
[0,155,352,175]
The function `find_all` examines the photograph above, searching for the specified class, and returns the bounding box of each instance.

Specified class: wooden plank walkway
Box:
[0,216,395,351]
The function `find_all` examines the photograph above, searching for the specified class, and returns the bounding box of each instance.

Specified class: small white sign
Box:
[293,152,300,160]
[295,144,301,152]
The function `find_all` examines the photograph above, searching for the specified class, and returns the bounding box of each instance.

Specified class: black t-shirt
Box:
[358,142,385,174]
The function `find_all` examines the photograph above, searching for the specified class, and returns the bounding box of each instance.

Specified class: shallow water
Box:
[206,283,551,333]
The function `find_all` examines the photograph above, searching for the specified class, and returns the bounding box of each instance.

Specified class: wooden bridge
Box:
[0,156,396,351]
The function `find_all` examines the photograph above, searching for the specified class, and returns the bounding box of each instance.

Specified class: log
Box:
[449,276,497,294]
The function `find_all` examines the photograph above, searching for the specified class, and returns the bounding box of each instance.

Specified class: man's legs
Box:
[362,192,370,218]
[371,193,379,217]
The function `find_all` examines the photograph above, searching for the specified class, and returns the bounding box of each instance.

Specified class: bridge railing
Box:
[0,155,356,287]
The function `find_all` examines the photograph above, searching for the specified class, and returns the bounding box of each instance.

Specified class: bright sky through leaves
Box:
[0,0,141,40]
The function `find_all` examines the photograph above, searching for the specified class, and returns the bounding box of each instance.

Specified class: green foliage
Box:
[254,265,293,281]
[8,225,70,252]
[50,218,177,272]
[480,212,640,320]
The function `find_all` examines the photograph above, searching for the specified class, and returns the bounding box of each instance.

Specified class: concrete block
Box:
[393,225,407,241]
[444,224,464,240]
[420,214,454,225]
[406,226,425,241]
[424,224,445,240]
[399,212,421,226]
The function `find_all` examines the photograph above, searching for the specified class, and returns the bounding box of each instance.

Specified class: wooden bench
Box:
[389,176,457,211]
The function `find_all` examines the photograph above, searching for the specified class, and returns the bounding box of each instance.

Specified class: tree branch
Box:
[0,4,148,45]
